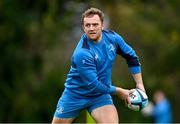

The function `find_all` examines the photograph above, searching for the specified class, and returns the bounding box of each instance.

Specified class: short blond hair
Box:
[81,7,104,25]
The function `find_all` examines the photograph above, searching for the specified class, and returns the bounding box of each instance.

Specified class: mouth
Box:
[89,32,96,35]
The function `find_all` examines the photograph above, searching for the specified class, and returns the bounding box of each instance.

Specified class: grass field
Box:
[86,111,95,123]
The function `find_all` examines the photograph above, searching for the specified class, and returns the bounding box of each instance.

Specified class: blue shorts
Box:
[53,91,113,119]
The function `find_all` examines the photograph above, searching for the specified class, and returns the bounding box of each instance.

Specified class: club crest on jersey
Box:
[95,53,99,60]
[56,107,64,114]
[82,59,86,64]
[109,44,115,52]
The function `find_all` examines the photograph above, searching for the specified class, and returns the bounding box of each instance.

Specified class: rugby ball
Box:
[127,88,148,111]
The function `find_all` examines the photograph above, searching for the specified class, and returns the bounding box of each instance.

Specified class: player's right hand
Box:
[115,87,133,104]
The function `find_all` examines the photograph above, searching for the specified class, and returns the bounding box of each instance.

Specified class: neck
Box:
[94,33,102,43]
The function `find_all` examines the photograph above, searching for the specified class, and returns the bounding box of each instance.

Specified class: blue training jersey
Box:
[64,30,141,98]
[153,99,172,123]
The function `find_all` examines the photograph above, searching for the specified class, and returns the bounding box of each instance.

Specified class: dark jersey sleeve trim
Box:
[82,36,90,50]
[116,45,140,67]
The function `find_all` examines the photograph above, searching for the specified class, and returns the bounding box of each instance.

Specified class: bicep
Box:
[74,51,97,83]
[114,34,141,73]
[73,51,116,94]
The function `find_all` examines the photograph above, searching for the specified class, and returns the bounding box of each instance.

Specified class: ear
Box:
[82,24,85,32]
[102,23,104,30]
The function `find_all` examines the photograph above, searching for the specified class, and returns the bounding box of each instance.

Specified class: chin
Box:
[91,38,98,41]
[88,37,98,41]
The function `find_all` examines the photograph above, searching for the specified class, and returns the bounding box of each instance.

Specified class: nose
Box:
[89,25,94,30]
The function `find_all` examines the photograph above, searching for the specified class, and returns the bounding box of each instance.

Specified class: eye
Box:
[85,24,90,28]
[93,23,99,27]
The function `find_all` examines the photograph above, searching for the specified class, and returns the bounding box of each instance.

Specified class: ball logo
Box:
[128,89,148,111]
[130,93,136,99]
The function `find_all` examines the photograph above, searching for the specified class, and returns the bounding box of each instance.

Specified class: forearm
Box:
[132,73,145,92]
[115,87,129,100]
[87,79,116,94]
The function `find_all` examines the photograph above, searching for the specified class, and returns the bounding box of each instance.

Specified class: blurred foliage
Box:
[0,0,180,123]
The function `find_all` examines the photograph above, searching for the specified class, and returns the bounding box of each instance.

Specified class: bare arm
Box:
[115,87,129,100]
[132,73,145,92]
[115,73,145,104]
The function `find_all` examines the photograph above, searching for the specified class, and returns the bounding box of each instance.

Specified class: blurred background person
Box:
[142,90,172,123]
[152,90,172,123]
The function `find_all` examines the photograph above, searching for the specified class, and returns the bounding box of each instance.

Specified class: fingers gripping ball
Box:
[127,89,148,111]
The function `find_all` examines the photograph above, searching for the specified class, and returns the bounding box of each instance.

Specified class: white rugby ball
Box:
[127,88,148,111]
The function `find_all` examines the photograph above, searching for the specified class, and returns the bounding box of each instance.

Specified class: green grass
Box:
[86,111,95,123]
